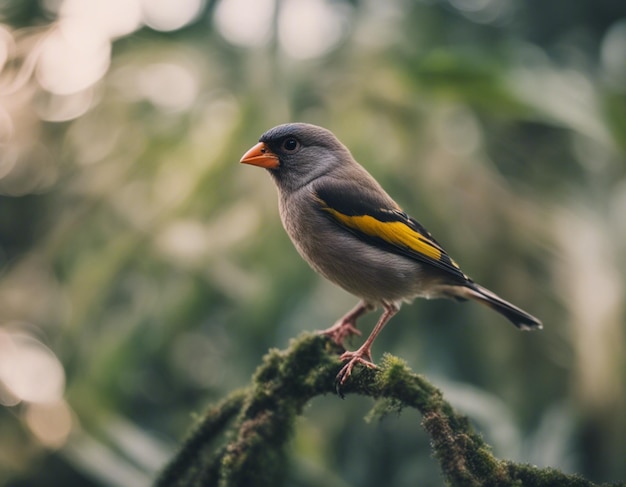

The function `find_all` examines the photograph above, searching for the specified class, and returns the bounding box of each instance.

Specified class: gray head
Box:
[240,123,352,192]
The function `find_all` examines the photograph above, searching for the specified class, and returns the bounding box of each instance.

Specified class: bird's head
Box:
[240,123,351,192]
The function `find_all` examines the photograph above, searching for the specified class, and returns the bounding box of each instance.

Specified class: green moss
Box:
[156,332,606,487]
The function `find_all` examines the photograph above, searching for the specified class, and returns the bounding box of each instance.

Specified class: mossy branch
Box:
[156,333,606,487]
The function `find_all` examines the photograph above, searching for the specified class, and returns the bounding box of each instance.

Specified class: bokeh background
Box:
[1,0,625,485]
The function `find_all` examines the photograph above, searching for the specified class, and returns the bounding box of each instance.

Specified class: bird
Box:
[240,122,542,385]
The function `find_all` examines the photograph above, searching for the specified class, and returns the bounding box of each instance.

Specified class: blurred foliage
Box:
[0,0,625,486]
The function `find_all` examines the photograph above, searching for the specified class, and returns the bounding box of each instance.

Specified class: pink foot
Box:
[318,301,373,348]
[336,348,377,385]
[318,320,362,348]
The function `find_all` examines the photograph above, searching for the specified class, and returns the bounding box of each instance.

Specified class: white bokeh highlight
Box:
[278,0,348,59]
[214,0,275,47]
[141,0,205,32]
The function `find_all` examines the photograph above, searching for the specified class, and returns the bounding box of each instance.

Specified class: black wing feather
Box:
[313,181,469,283]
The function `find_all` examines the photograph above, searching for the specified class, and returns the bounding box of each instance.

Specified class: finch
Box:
[240,123,542,385]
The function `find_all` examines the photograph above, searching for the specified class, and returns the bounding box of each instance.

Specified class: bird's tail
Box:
[455,283,542,330]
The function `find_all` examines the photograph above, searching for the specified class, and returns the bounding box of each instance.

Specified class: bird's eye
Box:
[281,137,300,152]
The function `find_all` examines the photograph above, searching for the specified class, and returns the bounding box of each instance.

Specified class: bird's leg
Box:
[318,300,375,348]
[336,301,399,386]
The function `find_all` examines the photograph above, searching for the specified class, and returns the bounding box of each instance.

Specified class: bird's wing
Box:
[312,181,469,282]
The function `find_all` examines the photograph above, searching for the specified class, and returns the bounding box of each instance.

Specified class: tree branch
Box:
[156,333,606,487]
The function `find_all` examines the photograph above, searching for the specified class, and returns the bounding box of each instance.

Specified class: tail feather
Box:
[456,283,542,330]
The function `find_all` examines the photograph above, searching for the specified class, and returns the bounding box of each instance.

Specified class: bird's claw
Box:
[318,321,362,348]
[334,349,377,397]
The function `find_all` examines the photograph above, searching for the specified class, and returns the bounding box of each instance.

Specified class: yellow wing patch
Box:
[324,208,447,264]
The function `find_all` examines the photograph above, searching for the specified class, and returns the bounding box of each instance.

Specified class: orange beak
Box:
[240,142,280,169]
